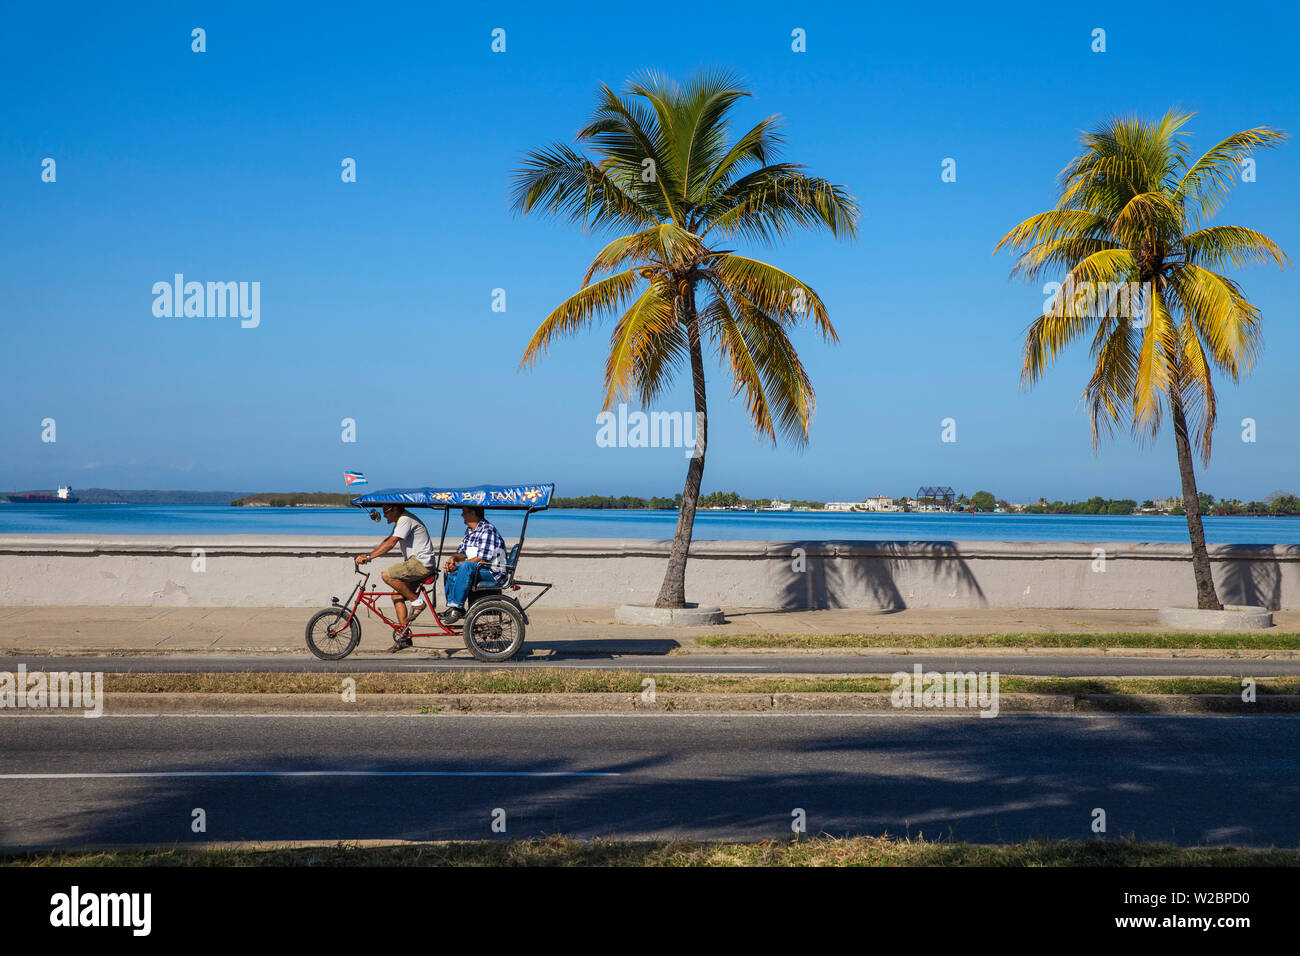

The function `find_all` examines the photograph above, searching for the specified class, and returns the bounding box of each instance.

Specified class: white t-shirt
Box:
[391,513,436,568]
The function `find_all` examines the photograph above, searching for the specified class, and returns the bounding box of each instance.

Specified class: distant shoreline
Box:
[3,500,1297,520]
[4,490,1297,519]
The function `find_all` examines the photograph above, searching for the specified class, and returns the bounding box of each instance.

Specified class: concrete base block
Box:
[1157,605,1275,631]
[615,604,726,626]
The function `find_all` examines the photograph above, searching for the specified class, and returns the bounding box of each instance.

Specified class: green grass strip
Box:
[6,835,1297,867]
[97,671,1300,696]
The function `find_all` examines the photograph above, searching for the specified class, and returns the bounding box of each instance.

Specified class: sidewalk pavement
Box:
[1,606,1296,657]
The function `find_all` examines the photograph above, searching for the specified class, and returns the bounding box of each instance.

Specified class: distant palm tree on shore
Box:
[996,110,1288,609]
[513,70,858,608]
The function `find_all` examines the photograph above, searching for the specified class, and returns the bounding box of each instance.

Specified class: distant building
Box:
[766,499,792,511]
[862,495,898,512]
[824,501,860,512]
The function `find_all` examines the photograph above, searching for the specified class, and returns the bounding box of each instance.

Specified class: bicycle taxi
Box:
[305,482,554,662]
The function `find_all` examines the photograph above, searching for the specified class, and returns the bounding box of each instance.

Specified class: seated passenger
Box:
[440,505,508,623]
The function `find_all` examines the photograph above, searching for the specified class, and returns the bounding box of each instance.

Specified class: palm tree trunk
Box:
[1170,390,1222,610]
[655,287,706,608]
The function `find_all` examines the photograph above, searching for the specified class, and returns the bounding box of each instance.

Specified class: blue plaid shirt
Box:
[457,519,508,585]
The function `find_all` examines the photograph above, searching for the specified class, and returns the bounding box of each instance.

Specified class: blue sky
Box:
[2,1,1297,502]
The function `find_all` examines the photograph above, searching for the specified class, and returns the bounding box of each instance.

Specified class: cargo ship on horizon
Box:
[6,485,79,503]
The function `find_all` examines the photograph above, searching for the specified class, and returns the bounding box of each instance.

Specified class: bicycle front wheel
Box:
[305,607,362,661]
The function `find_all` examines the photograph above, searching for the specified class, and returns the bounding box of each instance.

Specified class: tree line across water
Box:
[552,491,1300,515]
[223,490,1300,516]
[550,492,826,510]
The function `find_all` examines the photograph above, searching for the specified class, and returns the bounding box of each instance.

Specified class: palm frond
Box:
[645,68,751,207]
[703,167,859,242]
[698,292,775,442]
[1009,238,1126,283]
[993,209,1111,255]
[1176,319,1218,464]
[602,283,679,407]
[1022,307,1098,386]
[1168,264,1261,380]
[577,83,683,224]
[708,254,836,340]
[511,143,658,231]
[1082,316,1140,451]
[1182,225,1290,270]
[581,224,707,285]
[1111,191,1184,246]
[701,282,816,445]
[518,269,642,369]
[1174,126,1288,221]
[1132,286,1178,432]
[700,116,784,198]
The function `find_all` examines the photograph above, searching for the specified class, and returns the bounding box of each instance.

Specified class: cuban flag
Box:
[344,472,367,486]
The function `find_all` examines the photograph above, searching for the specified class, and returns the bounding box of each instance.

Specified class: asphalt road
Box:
[4,653,1299,677]
[1,713,1296,848]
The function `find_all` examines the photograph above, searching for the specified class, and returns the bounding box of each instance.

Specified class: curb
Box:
[682,646,1300,658]
[10,691,1294,716]
[4,645,1300,659]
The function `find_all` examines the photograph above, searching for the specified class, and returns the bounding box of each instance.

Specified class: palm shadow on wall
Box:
[771,540,987,610]
[1212,545,1292,611]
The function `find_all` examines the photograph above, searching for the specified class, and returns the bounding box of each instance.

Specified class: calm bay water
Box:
[1,503,1297,544]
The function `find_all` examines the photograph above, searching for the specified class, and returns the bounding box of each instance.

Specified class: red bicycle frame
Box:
[335,571,457,637]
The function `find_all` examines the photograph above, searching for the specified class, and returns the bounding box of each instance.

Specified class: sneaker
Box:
[389,629,413,653]
[406,603,425,625]
[441,606,464,624]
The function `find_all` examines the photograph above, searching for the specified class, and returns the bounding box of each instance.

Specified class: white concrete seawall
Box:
[1,535,1297,609]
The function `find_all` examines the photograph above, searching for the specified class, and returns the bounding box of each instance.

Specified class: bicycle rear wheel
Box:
[462,599,525,662]
[305,607,362,660]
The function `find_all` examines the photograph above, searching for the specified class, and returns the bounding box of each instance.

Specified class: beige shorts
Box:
[386,557,434,586]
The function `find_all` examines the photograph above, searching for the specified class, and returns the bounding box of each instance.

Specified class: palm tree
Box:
[995,111,1288,609]
[513,70,858,608]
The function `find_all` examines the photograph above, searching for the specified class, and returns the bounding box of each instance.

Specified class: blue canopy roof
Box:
[350,483,554,510]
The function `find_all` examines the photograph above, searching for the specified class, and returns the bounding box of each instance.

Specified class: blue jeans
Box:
[444,562,499,609]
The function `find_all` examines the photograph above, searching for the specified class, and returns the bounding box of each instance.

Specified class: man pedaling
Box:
[355,503,437,652]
